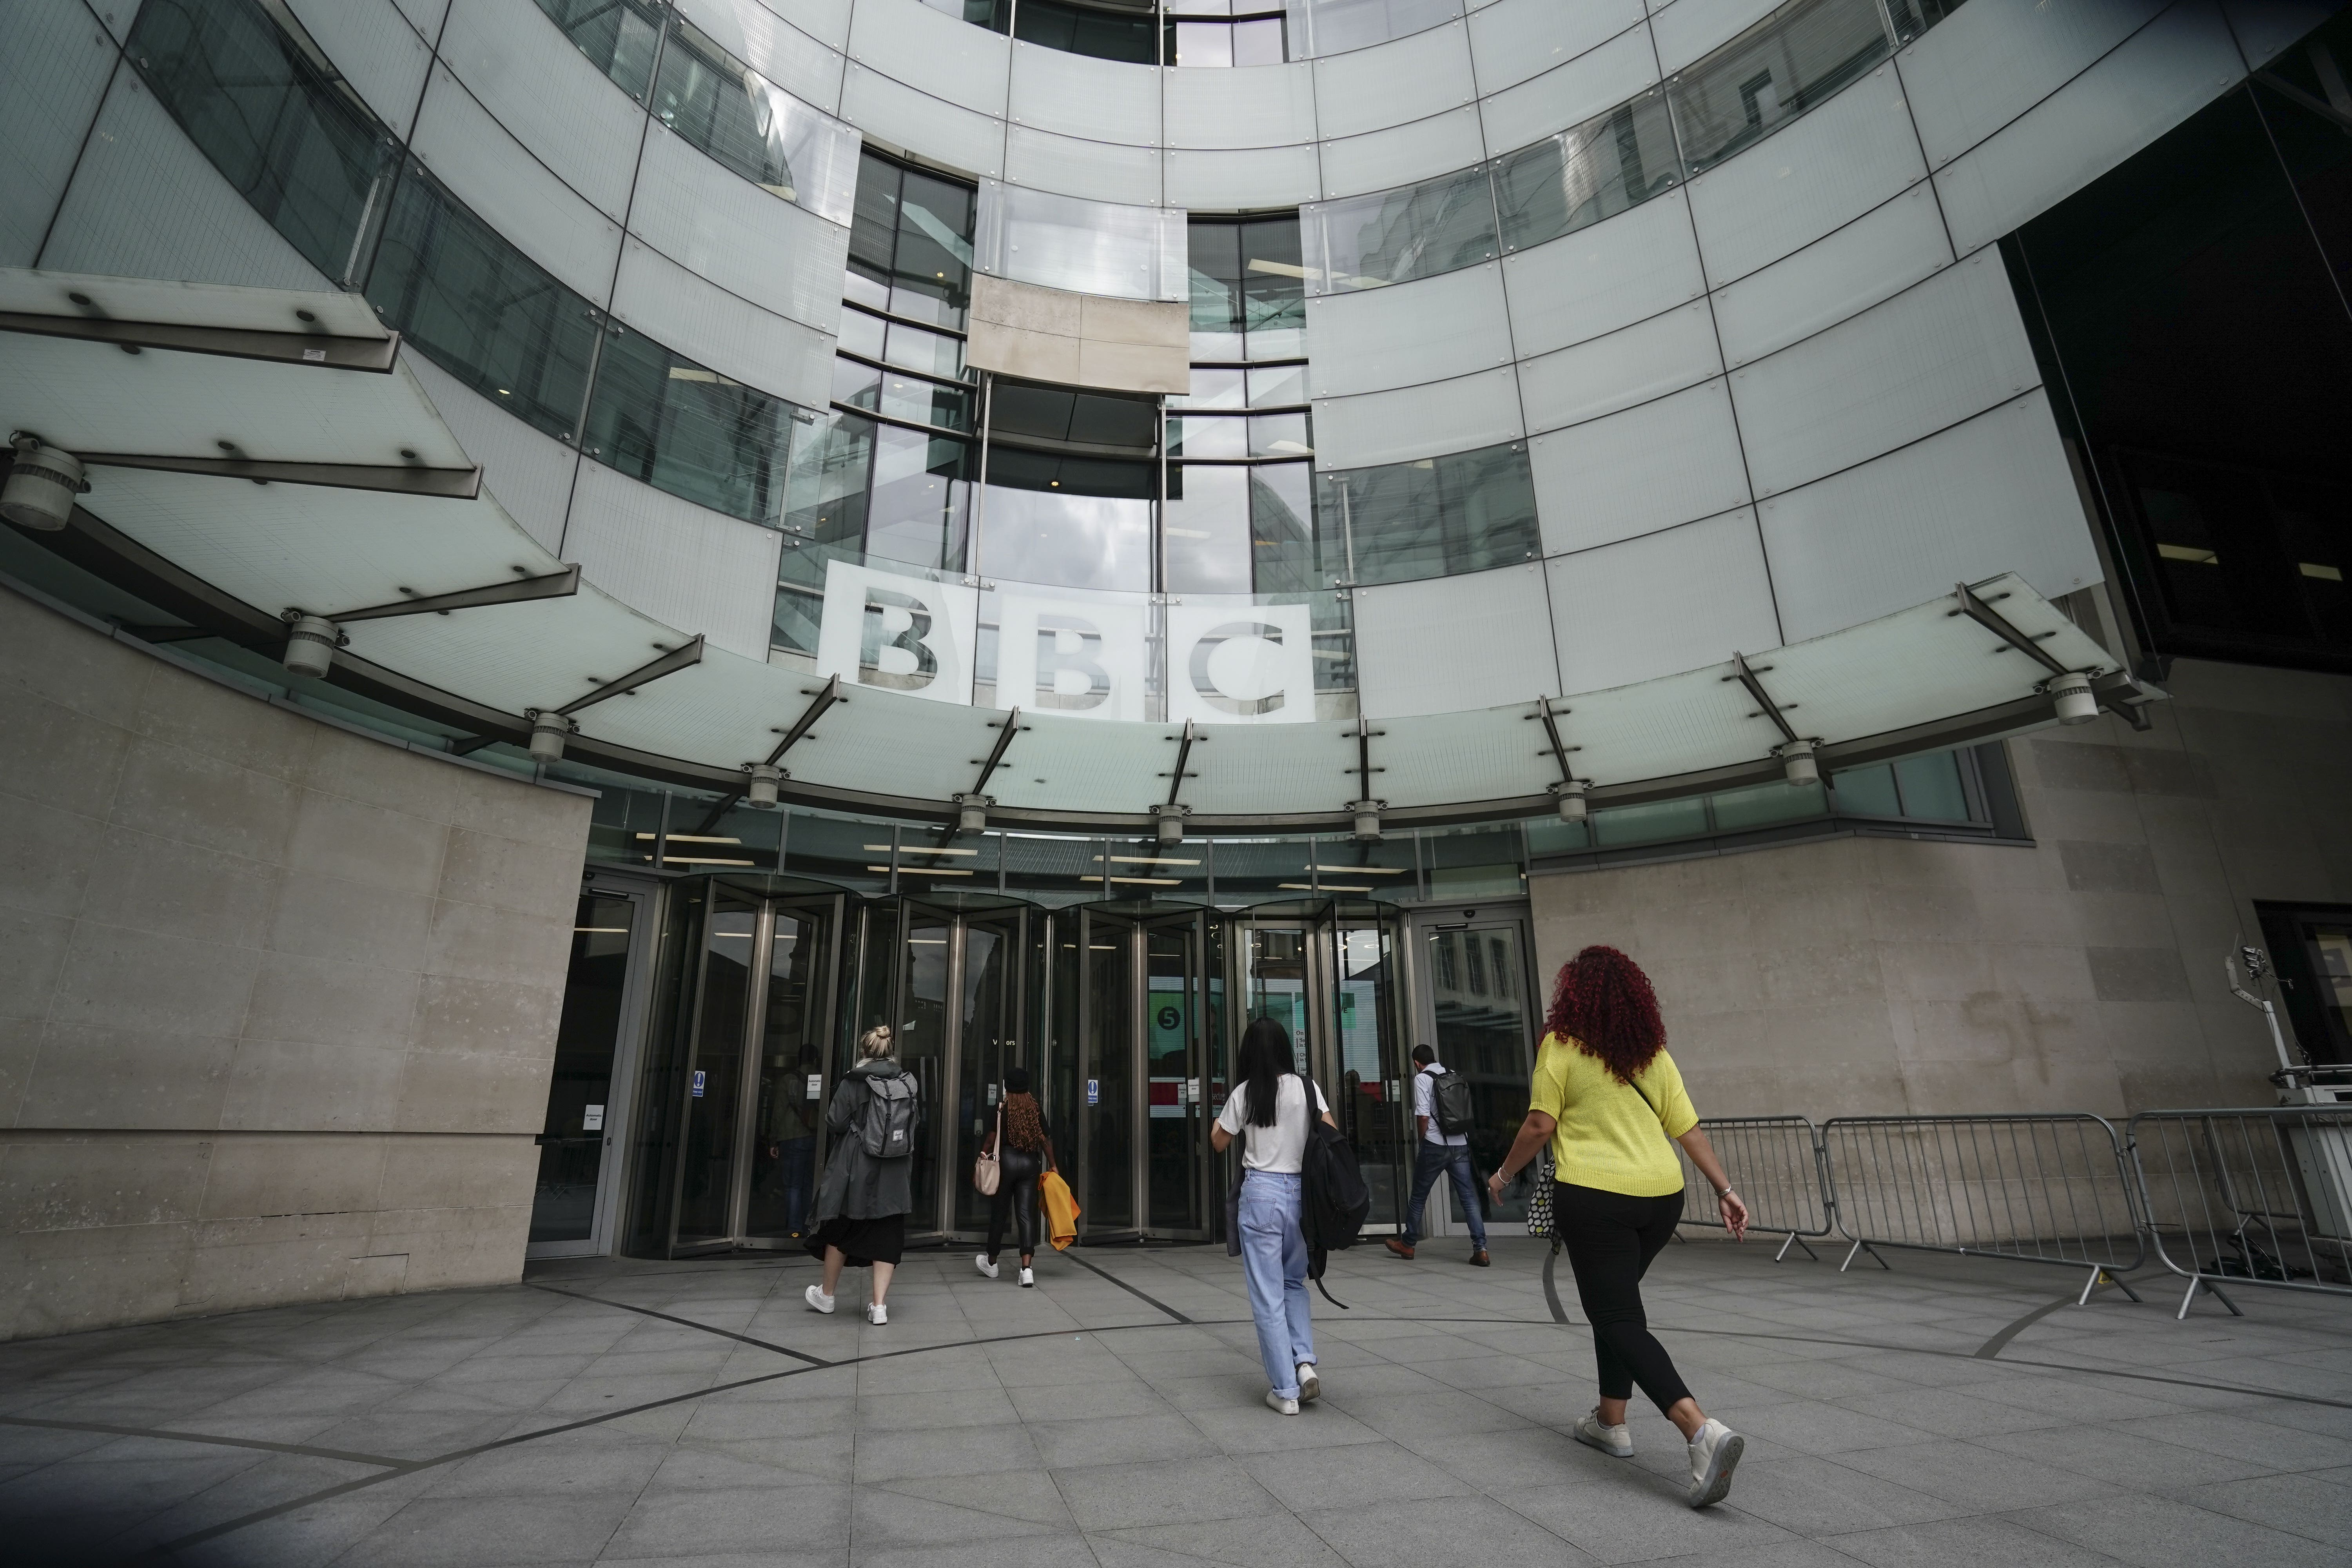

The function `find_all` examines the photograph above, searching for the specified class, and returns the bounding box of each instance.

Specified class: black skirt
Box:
[806,1212,905,1267]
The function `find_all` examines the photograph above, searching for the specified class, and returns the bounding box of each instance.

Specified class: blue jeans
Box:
[1403,1141,1486,1249]
[1237,1170,1315,1399]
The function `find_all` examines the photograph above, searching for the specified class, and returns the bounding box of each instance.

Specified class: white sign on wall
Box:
[813,561,1315,724]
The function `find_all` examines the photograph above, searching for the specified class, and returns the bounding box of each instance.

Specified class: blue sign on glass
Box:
[1086,1078,1099,1106]
[691,1069,706,1098]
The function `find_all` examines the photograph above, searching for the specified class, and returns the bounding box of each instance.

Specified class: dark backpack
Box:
[859,1071,917,1159]
[1299,1092,1371,1308]
[1423,1065,1474,1136]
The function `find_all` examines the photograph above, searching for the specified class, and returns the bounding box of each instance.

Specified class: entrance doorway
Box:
[1407,906,1544,1238]
[528,880,656,1259]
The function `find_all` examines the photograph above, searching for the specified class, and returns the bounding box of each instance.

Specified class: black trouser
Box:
[1555,1181,1692,1413]
[987,1148,1042,1261]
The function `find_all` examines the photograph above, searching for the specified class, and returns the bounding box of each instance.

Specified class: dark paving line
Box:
[1059,1252,1195,1323]
[1973,1272,2156,1359]
[0,1414,401,1468]
[527,1283,831,1366]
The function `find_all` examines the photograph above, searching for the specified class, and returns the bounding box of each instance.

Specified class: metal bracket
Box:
[967,706,1027,797]
[1528,697,1580,782]
[448,635,705,756]
[0,309,402,371]
[1949,581,2074,678]
[765,672,843,767]
[78,451,480,499]
[1348,714,1385,804]
[1727,651,1801,744]
[318,564,580,623]
[1161,717,1201,808]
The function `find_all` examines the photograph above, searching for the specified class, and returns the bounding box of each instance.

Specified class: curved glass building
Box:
[3,0,2349,1325]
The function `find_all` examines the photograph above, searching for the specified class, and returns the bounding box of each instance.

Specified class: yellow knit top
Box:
[1529,1033,1698,1197]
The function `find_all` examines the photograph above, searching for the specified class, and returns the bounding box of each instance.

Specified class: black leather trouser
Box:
[987,1147,1043,1261]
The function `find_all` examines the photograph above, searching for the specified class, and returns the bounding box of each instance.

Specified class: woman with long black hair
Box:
[1488,945,1753,1508]
[1211,1016,1338,1415]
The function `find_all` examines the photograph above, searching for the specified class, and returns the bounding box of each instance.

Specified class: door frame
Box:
[898,900,1033,1244]
[1140,907,1213,1242]
[727,892,846,1250]
[1402,897,1539,1241]
[527,872,661,1261]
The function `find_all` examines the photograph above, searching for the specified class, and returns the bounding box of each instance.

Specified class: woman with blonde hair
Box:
[1488,945,1752,1508]
[805,1024,920,1323]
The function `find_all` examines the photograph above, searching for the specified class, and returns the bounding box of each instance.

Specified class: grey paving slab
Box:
[1828,1514,2125,1568]
[1296,1493,1602,1568]
[337,1491,640,1566]
[2163,1470,2352,1546]
[2004,1492,2352,1568]
[601,1483,852,1558]
[1049,1453,1282,1530]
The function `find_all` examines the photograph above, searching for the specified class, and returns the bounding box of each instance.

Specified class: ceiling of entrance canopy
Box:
[0,272,2125,829]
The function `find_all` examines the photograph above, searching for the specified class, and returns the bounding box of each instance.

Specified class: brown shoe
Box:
[1383,1237,1416,1260]
[1468,1249,1490,1267]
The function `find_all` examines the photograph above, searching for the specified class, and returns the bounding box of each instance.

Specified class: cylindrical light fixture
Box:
[955,793,991,834]
[1348,799,1383,843]
[1550,779,1588,823]
[527,711,573,765]
[281,613,339,679]
[1152,803,1189,844]
[2047,671,2098,725]
[2,437,89,532]
[744,762,783,809]
[1777,739,1818,786]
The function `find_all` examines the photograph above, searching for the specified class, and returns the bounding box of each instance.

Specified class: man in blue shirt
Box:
[1384,1044,1489,1265]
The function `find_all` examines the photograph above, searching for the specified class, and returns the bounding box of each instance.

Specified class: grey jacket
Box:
[811,1059,921,1223]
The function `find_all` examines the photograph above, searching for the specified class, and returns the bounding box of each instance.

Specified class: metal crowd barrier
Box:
[2126,1106,2352,1319]
[1675,1116,1836,1261]
[1818,1114,2146,1305]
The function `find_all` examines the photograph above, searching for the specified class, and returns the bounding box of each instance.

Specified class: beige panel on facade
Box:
[0,584,593,1340]
[966,274,1188,394]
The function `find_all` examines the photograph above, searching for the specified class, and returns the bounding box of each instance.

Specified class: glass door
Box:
[744,900,839,1245]
[1412,910,1542,1235]
[1333,920,1409,1231]
[528,888,651,1258]
[673,892,758,1252]
[1144,914,1209,1239]
[1080,910,1137,1237]
[951,913,1027,1234]
[898,907,955,1237]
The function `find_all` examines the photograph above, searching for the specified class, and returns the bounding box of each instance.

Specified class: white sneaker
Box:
[1296,1363,1321,1404]
[1574,1408,1633,1458]
[1018,1267,1034,1288]
[1265,1390,1299,1416]
[804,1285,835,1314]
[975,1253,999,1279]
[1686,1418,1744,1508]
[864,1301,888,1325]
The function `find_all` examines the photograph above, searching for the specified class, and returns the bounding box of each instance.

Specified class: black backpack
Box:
[1299,1092,1371,1308]
[1422,1065,1474,1136]
[859,1071,917,1159]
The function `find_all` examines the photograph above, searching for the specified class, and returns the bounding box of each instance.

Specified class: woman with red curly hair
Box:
[1487,945,1752,1508]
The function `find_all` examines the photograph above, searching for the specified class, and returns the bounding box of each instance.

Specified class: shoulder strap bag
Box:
[973,1102,1003,1196]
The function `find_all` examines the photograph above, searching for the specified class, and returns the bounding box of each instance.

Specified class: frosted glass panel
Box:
[1477,25,1658,151]
[1929,0,2241,254]
[410,67,621,301]
[1502,190,1705,359]
[1007,37,1160,145]
[1530,379,1753,554]
[654,12,862,225]
[1666,0,1893,174]
[846,0,1010,114]
[631,129,851,330]
[1650,0,1785,73]
[285,0,430,130]
[405,352,581,552]
[1303,162,1498,293]
[1353,563,1559,719]
[1546,510,1783,691]
[564,461,784,660]
[610,239,834,410]
[1684,64,1924,287]
[1312,366,1523,467]
[1312,19,1477,139]
[1164,59,1319,149]
[0,0,114,266]
[1517,299,1722,434]
[1710,181,1951,368]
[1490,88,1680,254]
[975,181,1187,301]
[1164,145,1323,208]
[1305,263,1511,398]
[438,0,643,218]
[1286,0,1464,58]
[1319,107,1489,200]
[1729,250,2039,498]
[1756,390,2101,639]
[1897,0,2166,167]
[673,0,846,111]
[1468,0,1645,95]
[840,67,1005,179]
[1004,126,1164,205]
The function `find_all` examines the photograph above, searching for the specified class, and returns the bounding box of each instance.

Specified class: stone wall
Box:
[0,583,592,1340]
[1529,658,2352,1120]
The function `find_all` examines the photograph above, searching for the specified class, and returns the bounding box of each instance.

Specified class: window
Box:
[1314,441,1539,587]
[581,324,804,526]
[652,14,860,224]
[850,152,978,328]
[1166,6,1288,66]
[530,0,664,101]
[1665,0,1894,173]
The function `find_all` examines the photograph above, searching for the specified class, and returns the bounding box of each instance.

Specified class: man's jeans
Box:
[1403,1140,1487,1249]
[1237,1170,1315,1398]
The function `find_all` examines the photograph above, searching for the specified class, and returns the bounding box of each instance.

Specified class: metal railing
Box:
[2127,1106,2352,1319]
[1675,1116,1835,1261]
[1818,1114,2146,1305]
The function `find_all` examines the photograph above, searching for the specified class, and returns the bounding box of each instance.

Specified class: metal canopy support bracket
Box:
[955,706,1027,832]
[766,672,844,768]
[0,310,401,372]
[1728,651,1801,745]
[1160,717,1200,808]
[81,452,480,499]
[1950,581,2073,677]
[1948,579,2154,728]
[324,564,581,623]
[448,634,706,756]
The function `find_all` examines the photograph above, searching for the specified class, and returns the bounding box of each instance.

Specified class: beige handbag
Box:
[973,1103,1003,1196]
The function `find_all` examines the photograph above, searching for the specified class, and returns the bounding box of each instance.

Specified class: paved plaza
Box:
[1,1236,2348,1568]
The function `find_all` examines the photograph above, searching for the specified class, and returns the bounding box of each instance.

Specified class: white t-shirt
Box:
[1216,1075,1331,1174]
[1412,1063,1468,1147]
